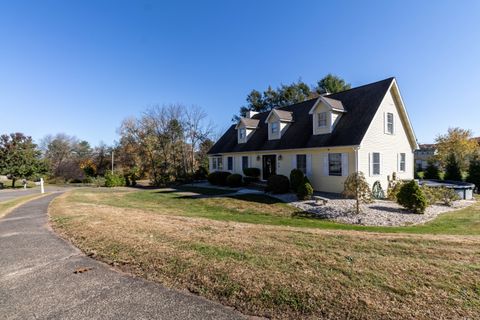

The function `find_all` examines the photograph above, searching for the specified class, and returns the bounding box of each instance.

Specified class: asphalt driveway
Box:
[0,186,66,202]
[0,193,246,320]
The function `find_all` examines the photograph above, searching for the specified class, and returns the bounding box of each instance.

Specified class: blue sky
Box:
[0,0,479,146]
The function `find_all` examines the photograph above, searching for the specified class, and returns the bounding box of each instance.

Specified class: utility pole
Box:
[111,150,114,174]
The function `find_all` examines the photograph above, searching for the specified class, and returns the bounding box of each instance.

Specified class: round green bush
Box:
[266,174,290,194]
[296,177,313,200]
[243,167,260,178]
[104,171,126,187]
[226,174,243,187]
[290,169,304,193]
[207,171,231,186]
[396,180,428,214]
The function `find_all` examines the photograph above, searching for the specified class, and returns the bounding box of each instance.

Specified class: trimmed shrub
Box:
[342,172,372,203]
[265,174,290,194]
[290,169,304,193]
[226,174,243,187]
[105,171,126,187]
[396,180,428,214]
[444,153,462,181]
[424,162,440,180]
[296,177,313,200]
[243,167,261,178]
[207,171,231,186]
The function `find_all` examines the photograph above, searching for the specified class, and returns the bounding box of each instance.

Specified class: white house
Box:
[208,77,418,193]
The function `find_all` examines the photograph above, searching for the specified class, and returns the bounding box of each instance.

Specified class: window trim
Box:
[318,112,327,128]
[212,156,223,171]
[328,153,342,176]
[372,152,381,175]
[399,153,406,172]
[271,121,279,134]
[239,127,246,140]
[386,112,394,134]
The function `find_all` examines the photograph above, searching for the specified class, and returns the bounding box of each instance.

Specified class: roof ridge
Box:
[326,77,395,97]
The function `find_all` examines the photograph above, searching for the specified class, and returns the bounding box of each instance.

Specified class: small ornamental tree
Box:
[444,153,462,181]
[342,172,372,214]
[466,156,480,193]
[423,162,441,180]
[290,169,304,193]
[297,177,313,200]
[396,180,428,214]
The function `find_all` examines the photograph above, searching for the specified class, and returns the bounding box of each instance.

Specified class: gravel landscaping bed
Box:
[270,193,475,226]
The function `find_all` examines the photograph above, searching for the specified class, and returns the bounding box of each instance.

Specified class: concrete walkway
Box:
[0,194,246,320]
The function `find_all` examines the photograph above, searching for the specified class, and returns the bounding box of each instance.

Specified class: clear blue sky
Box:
[1,0,479,146]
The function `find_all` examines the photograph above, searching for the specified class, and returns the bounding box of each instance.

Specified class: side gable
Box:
[359,79,418,150]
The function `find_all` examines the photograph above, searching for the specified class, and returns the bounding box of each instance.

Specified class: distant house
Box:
[414,144,438,170]
[208,78,418,193]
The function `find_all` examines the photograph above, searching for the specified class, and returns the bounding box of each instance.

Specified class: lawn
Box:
[49,187,480,319]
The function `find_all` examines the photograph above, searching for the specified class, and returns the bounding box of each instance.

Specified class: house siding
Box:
[210,146,356,193]
[358,87,414,190]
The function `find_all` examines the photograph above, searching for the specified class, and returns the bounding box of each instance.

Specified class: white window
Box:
[328,153,342,176]
[296,154,307,174]
[372,152,381,175]
[386,112,394,134]
[271,122,279,134]
[318,112,327,127]
[239,128,246,139]
[212,156,223,170]
[399,153,406,172]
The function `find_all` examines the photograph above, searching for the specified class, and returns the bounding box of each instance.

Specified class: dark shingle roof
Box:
[237,117,260,128]
[271,109,293,122]
[208,77,394,154]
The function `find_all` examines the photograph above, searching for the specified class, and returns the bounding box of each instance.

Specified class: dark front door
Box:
[262,155,277,180]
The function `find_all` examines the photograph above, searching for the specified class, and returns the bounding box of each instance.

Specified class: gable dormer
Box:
[308,96,345,135]
[235,117,259,144]
[264,109,293,140]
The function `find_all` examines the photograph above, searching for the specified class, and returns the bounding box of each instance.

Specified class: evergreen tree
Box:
[423,162,441,180]
[444,153,462,181]
[316,74,351,94]
[466,155,480,193]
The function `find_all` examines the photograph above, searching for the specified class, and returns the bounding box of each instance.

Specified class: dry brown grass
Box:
[49,190,480,319]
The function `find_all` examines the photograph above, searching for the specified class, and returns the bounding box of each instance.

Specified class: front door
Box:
[262,155,277,180]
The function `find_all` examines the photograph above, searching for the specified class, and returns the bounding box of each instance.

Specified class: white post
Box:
[40,178,45,194]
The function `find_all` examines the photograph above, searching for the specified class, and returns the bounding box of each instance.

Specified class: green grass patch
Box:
[67,188,480,235]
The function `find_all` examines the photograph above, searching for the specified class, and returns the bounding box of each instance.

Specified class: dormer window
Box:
[236,117,259,144]
[271,122,279,134]
[318,112,327,127]
[309,96,345,136]
[239,128,246,139]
